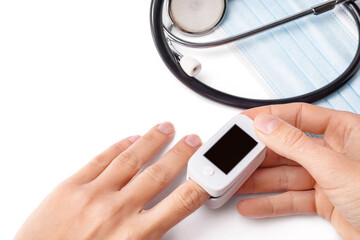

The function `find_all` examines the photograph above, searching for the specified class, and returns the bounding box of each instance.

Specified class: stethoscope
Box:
[150,0,360,109]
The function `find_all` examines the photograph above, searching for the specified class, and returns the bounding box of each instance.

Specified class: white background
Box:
[0,0,339,239]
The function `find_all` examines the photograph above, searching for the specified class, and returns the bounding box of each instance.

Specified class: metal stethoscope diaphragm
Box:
[151,0,360,109]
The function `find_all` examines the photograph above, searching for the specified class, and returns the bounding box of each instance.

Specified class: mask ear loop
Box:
[150,0,360,109]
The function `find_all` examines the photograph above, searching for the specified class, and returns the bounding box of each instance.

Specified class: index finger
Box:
[260,136,324,167]
[241,103,339,134]
[144,180,209,235]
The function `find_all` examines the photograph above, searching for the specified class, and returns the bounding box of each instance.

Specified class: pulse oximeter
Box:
[187,114,266,209]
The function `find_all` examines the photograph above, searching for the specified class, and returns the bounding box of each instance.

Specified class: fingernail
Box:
[128,135,140,143]
[157,122,174,135]
[254,114,279,135]
[185,135,202,148]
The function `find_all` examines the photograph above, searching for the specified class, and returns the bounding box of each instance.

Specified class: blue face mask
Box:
[220,0,360,113]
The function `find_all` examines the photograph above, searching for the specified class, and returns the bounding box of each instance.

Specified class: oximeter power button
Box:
[203,166,215,176]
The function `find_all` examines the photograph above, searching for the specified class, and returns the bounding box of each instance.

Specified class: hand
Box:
[14,122,209,240]
[237,103,360,239]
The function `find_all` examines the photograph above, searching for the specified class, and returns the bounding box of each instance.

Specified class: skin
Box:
[14,103,360,239]
[238,103,360,240]
[14,122,210,240]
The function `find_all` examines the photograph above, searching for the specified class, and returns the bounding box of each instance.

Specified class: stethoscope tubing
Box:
[165,1,324,48]
[150,0,360,109]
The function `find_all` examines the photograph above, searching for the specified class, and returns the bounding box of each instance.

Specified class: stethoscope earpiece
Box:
[179,56,202,77]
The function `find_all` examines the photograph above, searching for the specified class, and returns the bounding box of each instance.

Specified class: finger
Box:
[243,103,360,154]
[120,135,202,209]
[241,103,338,135]
[95,122,174,190]
[253,113,354,189]
[260,148,298,168]
[70,136,140,184]
[314,185,360,236]
[311,136,325,146]
[260,137,324,168]
[237,190,316,218]
[331,208,360,239]
[237,166,315,194]
[144,180,209,234]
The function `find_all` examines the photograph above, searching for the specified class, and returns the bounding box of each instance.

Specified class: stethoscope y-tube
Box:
[150,0,360,109]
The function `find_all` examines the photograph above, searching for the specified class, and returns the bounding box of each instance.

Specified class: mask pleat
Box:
[221,0,360,113]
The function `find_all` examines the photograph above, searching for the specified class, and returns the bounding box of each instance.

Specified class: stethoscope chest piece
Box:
[152,0,360,108]
[169,0,226,35]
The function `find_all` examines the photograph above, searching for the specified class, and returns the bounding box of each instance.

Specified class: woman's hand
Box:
[237,103,360,239]
[14,122,209,240]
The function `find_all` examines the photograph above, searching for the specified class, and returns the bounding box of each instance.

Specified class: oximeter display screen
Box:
[204,125,257,174]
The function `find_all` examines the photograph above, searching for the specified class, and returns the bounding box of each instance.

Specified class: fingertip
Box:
[237,199,253,217]
[254,113,280,135]
[156,122,175,136]
[237,198,265,218]
[128,135,141,143]
[185,134,202,148]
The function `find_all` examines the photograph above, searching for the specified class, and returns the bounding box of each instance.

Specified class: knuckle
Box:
[120,228,137,240]
[294,103,304,129]
[53,181,70,196]
[116,151,140,170]
[142,131,159,143]
[112,141,129,153]
[90,154,108,169]
[76,184,95,202]
[347,112,360,127]
[265,197,275,215]
[57,183,93,207]
[90,141,130,169]
[170,145,191,160]
[297,102,310,110]
[145,164,169,188]
[279,167,289,190]
[355,114,360,124]
[174,186,203,213]
[289,192,298,214]
[282,127,307,151]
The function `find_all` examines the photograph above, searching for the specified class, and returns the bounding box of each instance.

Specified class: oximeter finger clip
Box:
[187,114,266,209]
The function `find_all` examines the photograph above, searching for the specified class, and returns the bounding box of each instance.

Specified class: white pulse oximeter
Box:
[187,114,266,209]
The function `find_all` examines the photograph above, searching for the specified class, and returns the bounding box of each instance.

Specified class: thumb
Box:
[253,113,353,187]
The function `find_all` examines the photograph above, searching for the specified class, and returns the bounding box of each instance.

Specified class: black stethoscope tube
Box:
[150,0,360,109]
